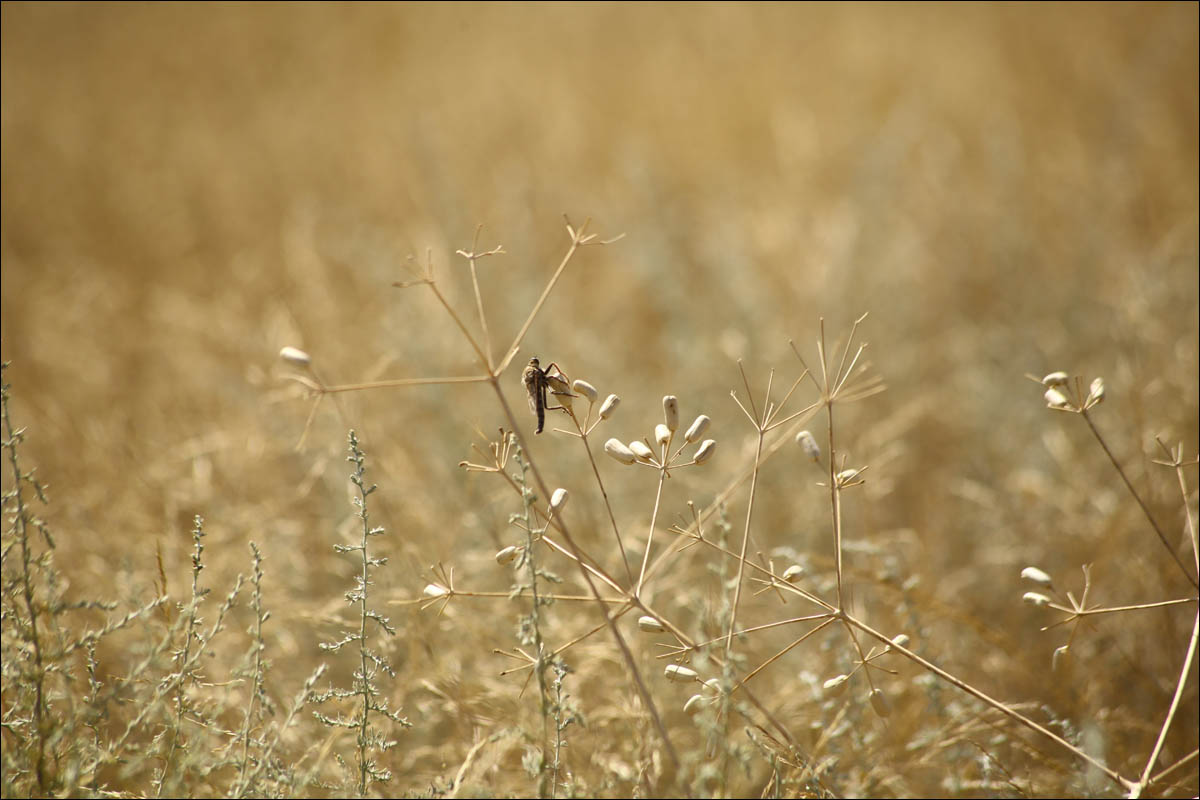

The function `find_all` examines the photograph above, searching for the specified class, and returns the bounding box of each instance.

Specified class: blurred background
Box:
[2,2,1197,795]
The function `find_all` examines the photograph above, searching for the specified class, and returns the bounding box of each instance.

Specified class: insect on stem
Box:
[522,357,573,434]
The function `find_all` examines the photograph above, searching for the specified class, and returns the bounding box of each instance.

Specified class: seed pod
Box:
[1052,644,1071,672]
[795,430,821,462]
[638,615,665,633]
[1044,388,1072,410]
[495,545,520,565]
[694,439,717,465]
[422,584,448,598]
[823,674,849,696]
[604,438,637,465]
[868,688,892,718]
[599,394,621,419]
[836,468,862,486]
[782,565,805,582]
[572,379,598,403]
[683,694,706,715]
[1021,567,1054,588]
[1041,371,1070,387]
[279,346,312,367]
[655,424,671,446]
[1022,591,1052,607]
[888,634,910,651]
[550,488,569,512]
[664,664,699,683]
[702,677,723,697]
[1087,377,1105,406]
[663,396,680,431]
[629,441,656,461]
[684,415,710,443]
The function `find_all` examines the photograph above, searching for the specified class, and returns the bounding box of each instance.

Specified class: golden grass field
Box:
[2,3,1198,797]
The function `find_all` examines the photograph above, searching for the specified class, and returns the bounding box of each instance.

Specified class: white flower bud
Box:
[604,438,637,465]
[1041,371,1070,387]
[1044,388,1072,409]
[550,488,569,512]
[693,439,717,465]
[1087,377,1105,406]
[1022,591,1052,607]
[836,468,862,486]
[629,441,656,461]
[279,346,312,367]
[422,584,448,598]
[572,379,598,403]
[683,694,706,714]
[663,396,679,431]
[889,634,910,650]
[823,674,849,696]
[495,545,520,565]
[655,424,671,446]
[1052,644,1070,672]
[795,430,821,462]
[1021,567,1054,588]
[684,415,710,443]
[868,688,891,718]
[702,677,723,697]
[637,615,665,633]
[599,394,620,419]
[782,565,804,582]
[664,664,699,683]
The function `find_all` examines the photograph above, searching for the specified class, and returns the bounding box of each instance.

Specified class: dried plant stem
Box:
[1080,409,1197,589]
[571,419,636,586]
[724,427,764,657]
[635,467,668,597]
[1133,610,1199,796]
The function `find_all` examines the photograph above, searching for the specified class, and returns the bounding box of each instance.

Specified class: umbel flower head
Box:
[603,394,716,473]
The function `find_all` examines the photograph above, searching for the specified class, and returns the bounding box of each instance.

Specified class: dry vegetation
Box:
[2,3,1198,798]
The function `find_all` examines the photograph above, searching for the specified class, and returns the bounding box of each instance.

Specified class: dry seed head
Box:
[1021,566,1054,588]
[629,440,656,461]
[604,438,637,465]
[1044,387,1072,410]
[1041,371,1070,387]
[550,488,569,512]
[782,565,805,582]
[655,424,671,446]
[599,394,621,419]
[684,414,711,443]
[572,379,598,403]
[683,694,706,715]
[868,688,892,718]
[823,674,850,696]
[664,664,699,683]
[279,346,312,367]
[637,615,665,633]
[795,430,821,462]
[1022,591,1052,607]
[663,396,680,431]
[495,545,520,565]
[694,439,717,465]
[422,584,449,598]
[1087,377,1105,405]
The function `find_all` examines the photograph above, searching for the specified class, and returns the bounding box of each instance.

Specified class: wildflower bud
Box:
[823,674,849,696]
[1020,567,1054,588]
[1041,371,1070,387]
[638,615,665,633]
[655,424,671,446]
[495,545,520,565]
[663,395,679,431]
[795,430,821,462]
[599,394,620,419]
[835,468,862,486]
[684,415,710,443]
[604,438,637,465]
[868,688,892,718]
[665,664,699,683]
[1087,377,1105,405]
[572,379,598,403]
[279,346,312,367]
[550,488,569,512]
[694,439,717,465]
[1052,644,1070,672]
[1022,591,1052,607]
[888,634,910,651]
[683,694,706,714]
[422,584,448,598]
[782,565,805,582]
[629,441,656,461]
[702,677,723,697]
[1044,388,1072,410]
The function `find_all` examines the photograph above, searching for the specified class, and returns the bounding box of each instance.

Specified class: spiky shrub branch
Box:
[313,430,410,795]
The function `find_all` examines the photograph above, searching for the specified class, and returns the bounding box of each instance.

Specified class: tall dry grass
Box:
[2,3,1197,797]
